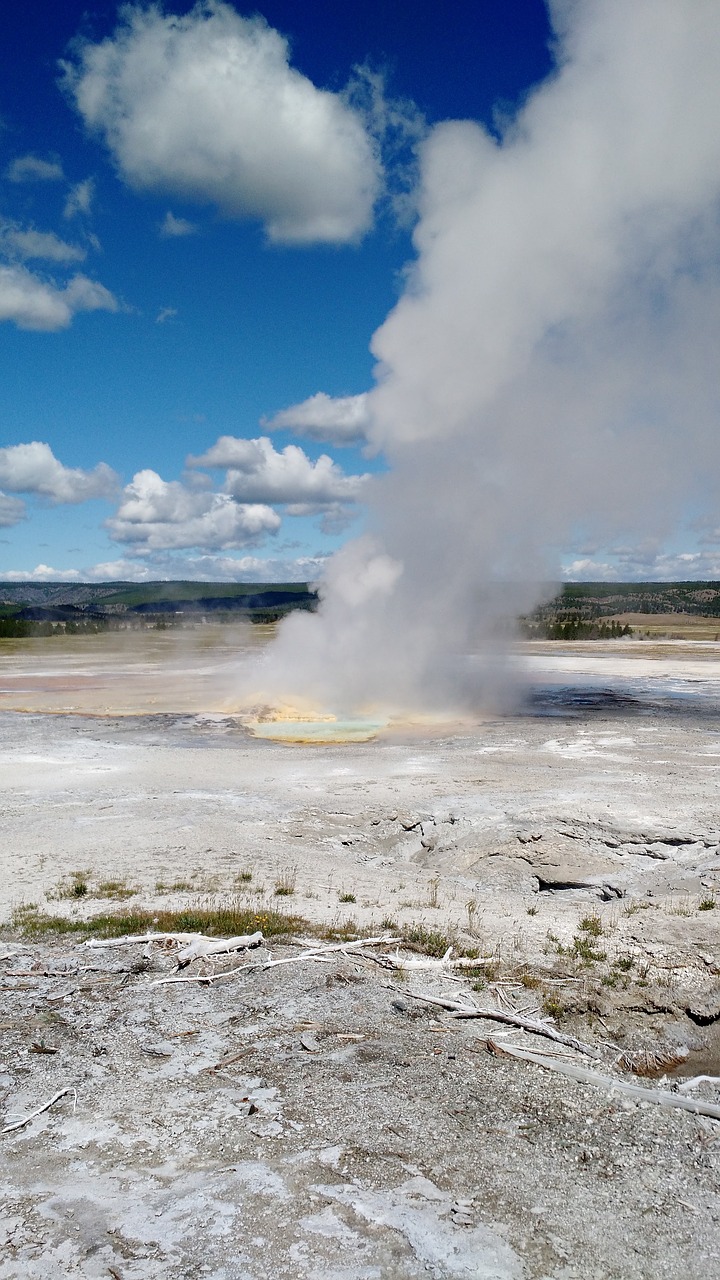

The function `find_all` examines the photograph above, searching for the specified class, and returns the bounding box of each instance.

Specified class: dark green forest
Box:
[1,579,720,639]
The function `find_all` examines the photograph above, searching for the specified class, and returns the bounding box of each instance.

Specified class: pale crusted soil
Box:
[1,639,720,1276]
[1,934,720,1280]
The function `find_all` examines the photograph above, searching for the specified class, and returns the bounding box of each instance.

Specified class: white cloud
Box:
[155,306,177,324]
[0,221,86,264]
[106,468,281,550]
[0,493,26,527]
[63,1,380,244]
[0,266,118,331]
[81,551,324,583]
[64,178,95,219]
[263,392,371,446]
[7,155,64,183]
[0,442,119,503]
[160,211,197,237]
[188,435,369,506]
[2,564,81,582]
[563,549,720,583]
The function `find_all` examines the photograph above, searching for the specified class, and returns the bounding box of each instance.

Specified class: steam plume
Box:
[254,0,720,717]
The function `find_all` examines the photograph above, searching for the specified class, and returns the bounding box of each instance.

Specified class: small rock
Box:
[140,1041,173,1058]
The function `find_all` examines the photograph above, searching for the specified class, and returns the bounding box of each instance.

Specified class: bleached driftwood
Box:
[176,932,263,967]
[261,935,397,970]
[84,930,264,968]
[398,988,598,1057]
[676,1075,720,1094]
[2,1087,77,1135]
[85,931,209,949]
[370,946,494,973]
[148,935,398,988]
[488,1040,720,1121]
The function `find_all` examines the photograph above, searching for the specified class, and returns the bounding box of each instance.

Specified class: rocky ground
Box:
[1,637,719,1278]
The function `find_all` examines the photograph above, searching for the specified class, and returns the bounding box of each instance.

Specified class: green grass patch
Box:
[578,914,603,937]
[402,924,456,958]
[9,902,306,941]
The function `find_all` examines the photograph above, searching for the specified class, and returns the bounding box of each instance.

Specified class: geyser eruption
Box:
[256,0,720,721]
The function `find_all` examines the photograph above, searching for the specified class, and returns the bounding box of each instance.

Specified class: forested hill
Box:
[532,581,720,621]
[1,579,720,640]
[0,581,318,635]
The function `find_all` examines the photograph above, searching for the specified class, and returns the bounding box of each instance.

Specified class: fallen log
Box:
[488,1040,720,1120]
[149,935,399,987]
[396,987,598,1057]
[85,930,264,968]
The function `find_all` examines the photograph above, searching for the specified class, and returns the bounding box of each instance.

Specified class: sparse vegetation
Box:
[339,892,356,903]
[543,995,566,1020]
[698,894,716,911]
[55,871,91,900]
[96,880,138,900]
[578,914,603,937]
[10,900,307,941]
[402,924,455,958]
[274,866,297,896]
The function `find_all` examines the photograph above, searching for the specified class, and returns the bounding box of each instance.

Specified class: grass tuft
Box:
[10,900,304,941]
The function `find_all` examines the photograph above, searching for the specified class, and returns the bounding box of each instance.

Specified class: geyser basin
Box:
[246,714,387,743]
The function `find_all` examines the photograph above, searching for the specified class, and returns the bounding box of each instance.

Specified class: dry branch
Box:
[398,988,598,1057]
[85,931,207,949]
[676,1075,720,1094]
[369,947,494,973]
[488,1041,720,1120]
[176,932,263,967]
[2,1087,76,1135]
[85,930,264,968]
[148,935,399,988]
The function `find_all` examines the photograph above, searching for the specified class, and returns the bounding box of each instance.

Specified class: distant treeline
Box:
[523,617,633,641]
[534,581,720,620]
[0,581,318,636]
[2,578,720,640]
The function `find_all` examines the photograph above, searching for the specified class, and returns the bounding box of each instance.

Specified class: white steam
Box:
[253,0,720,717]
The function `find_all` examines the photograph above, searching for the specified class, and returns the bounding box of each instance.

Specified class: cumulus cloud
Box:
[63,1,380,245]
[0,222,86,264]
[2,564,81,582]
[106,468,281,550]
[0,442,119,503]
[255,1,720,717]
[160,211,197,237]
[263,392,371,446]
[188,435,369,506]
[7,155,64,183]
[64,178,95,219]
[0,266,118,331]
[0,493,26,527]
[563,548,720,583]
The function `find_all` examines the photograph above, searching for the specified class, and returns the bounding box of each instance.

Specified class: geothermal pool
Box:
[1,627,719,722]
[2,630,719,1280]
[1,629,719,925]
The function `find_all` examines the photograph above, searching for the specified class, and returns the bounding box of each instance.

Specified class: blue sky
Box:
[0,0,555,583]
[1,1,719,585]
